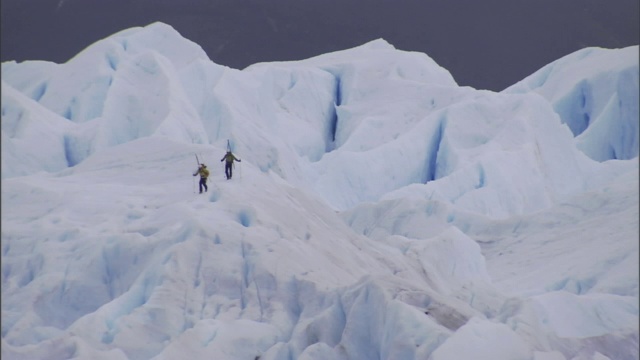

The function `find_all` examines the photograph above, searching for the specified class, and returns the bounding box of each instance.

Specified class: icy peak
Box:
[1,22,638,360]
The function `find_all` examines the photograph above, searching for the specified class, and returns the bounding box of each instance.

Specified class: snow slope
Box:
[2,22,638,360]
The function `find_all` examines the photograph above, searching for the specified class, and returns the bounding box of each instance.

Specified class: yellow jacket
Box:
[193,165,209,178]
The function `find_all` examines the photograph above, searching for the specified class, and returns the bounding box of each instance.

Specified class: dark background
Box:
[1,0,638,91]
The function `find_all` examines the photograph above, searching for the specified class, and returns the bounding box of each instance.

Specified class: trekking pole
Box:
[194,154,200,193]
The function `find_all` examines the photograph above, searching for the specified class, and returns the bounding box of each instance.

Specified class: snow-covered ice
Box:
[2,22,638,360]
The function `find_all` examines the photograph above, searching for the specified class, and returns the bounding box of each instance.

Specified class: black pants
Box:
[199,178,208,193]
[225,163,233,179]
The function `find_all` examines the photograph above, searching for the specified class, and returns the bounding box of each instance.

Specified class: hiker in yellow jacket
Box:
[193,163,209,193]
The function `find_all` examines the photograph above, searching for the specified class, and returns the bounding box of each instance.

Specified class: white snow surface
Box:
[2,22,638,360]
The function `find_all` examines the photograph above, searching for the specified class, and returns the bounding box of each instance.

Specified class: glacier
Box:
[1,22,638,360]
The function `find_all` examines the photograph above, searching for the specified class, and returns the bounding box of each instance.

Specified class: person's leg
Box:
[199,178,205,193]
[225,163,231,179]
[204,179,208,192]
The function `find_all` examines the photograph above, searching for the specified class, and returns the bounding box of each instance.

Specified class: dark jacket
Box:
[221,152,240,164]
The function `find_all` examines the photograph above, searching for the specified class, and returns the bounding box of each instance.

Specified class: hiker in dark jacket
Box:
[220,151,241,180]
[193,163,209,193]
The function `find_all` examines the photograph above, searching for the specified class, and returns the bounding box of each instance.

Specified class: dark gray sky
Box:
[1,0,638,91]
